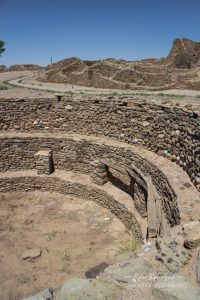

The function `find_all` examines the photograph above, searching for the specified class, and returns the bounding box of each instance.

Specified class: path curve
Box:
[7,74,200,97]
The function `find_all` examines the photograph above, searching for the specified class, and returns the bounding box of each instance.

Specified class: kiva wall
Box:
[0,134,179,226]
[0,97,199,189]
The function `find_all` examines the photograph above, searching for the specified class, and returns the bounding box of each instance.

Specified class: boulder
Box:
[152,275,200,300]
[156,235,191,272]
[22,248,42,260]
[101,259,150,283]
[59,278,131,300]
[21,288,53,300]
[183,221,200,249]
[85,262,109,278]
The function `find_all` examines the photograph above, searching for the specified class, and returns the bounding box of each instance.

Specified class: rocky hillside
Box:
[1,64,42,72]
[167,38,200,68]
[8,64,42,71]
[38,38,200,91]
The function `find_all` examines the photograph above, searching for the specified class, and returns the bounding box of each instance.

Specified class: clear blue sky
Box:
[1,0,200,66]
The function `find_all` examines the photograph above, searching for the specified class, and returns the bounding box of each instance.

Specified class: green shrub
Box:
[0,83,9,90]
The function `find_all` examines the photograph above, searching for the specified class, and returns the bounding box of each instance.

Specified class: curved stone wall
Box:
[0,134,179,226]
[0,175,143,242]
[0,97,199,189]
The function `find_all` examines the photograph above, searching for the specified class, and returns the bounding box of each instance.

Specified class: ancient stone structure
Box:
[0,97,199,190]
[0,95,199,242]
[37,39,200,91]
[35,150,54,175]
[91,160,109,185]
[0,133,180,231]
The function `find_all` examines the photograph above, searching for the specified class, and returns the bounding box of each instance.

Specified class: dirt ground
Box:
[0,191,126,300]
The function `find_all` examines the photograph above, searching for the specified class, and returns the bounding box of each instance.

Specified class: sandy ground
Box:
[0,191,126,300]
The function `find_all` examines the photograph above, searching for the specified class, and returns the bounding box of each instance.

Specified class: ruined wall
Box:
[0,175,143,241]
[0,97,199,189]
[0,135,179,226]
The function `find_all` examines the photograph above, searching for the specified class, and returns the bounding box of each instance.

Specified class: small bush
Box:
[108,92,119,96]
[0,83,9,90]
[116,231,138,253]
[125,84,130,90]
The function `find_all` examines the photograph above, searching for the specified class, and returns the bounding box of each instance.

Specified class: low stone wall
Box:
[0,175,143,242]
[0,96,199,189]
[0,134,179,226]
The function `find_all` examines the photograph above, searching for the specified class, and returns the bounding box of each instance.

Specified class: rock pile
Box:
[91,160,108,185]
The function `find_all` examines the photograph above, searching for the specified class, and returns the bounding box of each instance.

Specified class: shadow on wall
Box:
[107,168,130,195]
[107,167,148,218]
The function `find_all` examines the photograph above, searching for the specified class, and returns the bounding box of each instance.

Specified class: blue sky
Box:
[1,0,200,66]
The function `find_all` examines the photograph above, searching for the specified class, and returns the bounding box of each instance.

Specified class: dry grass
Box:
[116,231,138,253]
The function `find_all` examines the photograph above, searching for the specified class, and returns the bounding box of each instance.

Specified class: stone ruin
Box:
[0,95,200,299]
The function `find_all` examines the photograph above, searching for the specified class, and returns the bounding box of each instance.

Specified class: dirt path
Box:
[3,71,200,97]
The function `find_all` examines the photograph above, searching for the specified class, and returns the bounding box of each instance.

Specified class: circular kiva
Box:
[0,96,199,242]
[0,174,144,242]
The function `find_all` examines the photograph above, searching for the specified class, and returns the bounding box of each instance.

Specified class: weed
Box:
[125,84,130,89]
[8,203,18,211]
[108,92,119,96]
[65,91,74,95]
[62,253,70,261]
[0,82,9,90]
[116,231,138,253]
[43,230,59,241]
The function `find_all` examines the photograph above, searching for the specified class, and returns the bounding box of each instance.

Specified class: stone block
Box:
[35,150,54,175]
[156,235,191,273]
[183,221,200,249]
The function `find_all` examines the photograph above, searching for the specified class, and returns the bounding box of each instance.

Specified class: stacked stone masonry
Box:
[91,160,109,185]
[0,96,199,189]
[0,134,179,227]
[35,150,54,175]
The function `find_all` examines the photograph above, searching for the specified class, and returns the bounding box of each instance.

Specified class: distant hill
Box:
[8,64,42,71]
[37,38,200,91]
